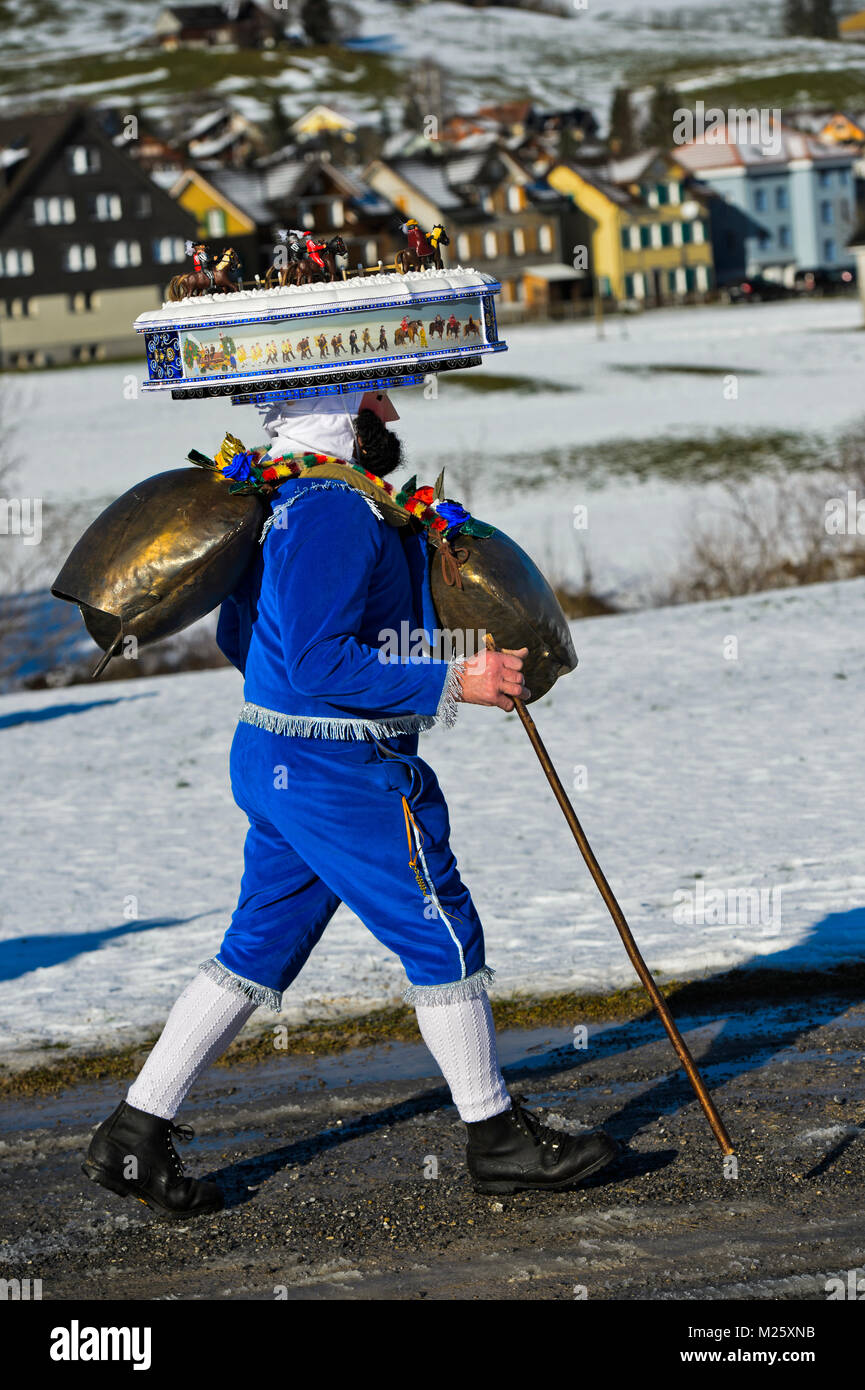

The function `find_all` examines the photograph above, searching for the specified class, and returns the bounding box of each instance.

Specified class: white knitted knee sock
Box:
[127,972,258,1121]
[414,990,511,1123]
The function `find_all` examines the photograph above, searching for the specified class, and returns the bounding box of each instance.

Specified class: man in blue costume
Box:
[83,391,617,1217]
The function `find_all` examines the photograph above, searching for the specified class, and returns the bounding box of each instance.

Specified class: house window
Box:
[754,187,767,212]
[331,200,344,227]
[483,230,497,258]
[667,269,678,293]
[152,237,186,264]
[681,220,693,244]
[538,224,554,253]
[660,222,673,247]
[91,193,122,221]
[838,168,850,186]
[672,220,683,246]
[507,185,522,213]
[134,192,152,218]
[513,227,526,255]
[778,225,791,248]
[110,240,142,268]
[650,223,662,248]
[758,231,771,250]
[656,182,669,205]
[696,265,709,292]
[67,145,101,174]
[694,219,706,244]
[821,200,833,224]
[685,266,697,292]
[818,168,831,188]
[621,227,630,251]
[670,181,681,204]
[63,244,97,272]
[624,273,634,296]
[457,234,471,262]
[639,224,651,249]
[206,207,227,236]
[33,196,75,225]
[775,186,788,210]
[0,249,34,276]
[633,271,645,298]
[824,238,837,261]
[301,208,315,230]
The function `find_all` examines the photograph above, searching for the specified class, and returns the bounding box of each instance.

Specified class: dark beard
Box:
[354,408,403,478]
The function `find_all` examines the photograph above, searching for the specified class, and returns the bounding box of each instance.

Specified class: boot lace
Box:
[510,1095,567,1152]
[165,1121,194,1179]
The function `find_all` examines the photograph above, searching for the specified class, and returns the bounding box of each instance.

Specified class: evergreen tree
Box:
[643,83,681,151]
[301,0,334,45]
[808,0,838,39]
[781,0,809,35]
[267,94,292,152]
[608,86,636,157]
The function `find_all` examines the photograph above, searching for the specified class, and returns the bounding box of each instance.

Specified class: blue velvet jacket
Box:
[216,476,458,740]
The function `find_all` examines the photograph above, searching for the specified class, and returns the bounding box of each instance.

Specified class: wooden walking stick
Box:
[488,636,734,1156]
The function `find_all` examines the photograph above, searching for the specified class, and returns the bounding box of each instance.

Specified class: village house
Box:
[0,108,196,368]
[153,1,286,50]
[675,123,859,285]
[365,144,584,316]
[548,150,715,305]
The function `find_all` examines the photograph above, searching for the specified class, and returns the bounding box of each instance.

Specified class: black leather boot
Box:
[466,1095,619,1194]
[82,1101,224,1218]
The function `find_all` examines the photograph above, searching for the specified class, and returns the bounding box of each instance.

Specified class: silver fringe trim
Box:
[260,480,381,544]
[404,964,496,1007]
[435,656,467,730]
[198,956,282,1011]
[239,701,436,741]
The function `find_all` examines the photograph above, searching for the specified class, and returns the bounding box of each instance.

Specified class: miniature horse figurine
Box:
[168,248,242,301]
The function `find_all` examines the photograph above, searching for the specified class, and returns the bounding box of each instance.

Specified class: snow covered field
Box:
[1,574,864,1065]
[9,297,864,601]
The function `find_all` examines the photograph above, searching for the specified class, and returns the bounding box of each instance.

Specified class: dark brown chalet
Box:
[0,108,197,367]
[154,2,285,49]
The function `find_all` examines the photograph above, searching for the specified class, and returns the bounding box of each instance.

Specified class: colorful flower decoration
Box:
[187,435,493,538]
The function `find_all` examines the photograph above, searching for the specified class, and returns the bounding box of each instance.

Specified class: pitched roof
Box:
[0,108,79,223]
[675,122,859,172]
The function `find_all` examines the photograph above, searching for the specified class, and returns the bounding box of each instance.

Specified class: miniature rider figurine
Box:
[402,218,433,261]
[190,242,212,284]
[303,233,328,273]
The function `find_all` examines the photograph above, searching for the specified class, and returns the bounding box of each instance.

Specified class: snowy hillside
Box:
[2,1,864,124]
[1,575,863,1064]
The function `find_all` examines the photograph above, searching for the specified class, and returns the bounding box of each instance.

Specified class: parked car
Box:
[726,276,796,304]
[793,267,857,296]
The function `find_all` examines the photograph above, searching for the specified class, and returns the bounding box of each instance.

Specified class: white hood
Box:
[260,391,364,462]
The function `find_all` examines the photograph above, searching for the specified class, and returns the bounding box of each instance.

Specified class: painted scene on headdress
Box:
[178,297,488,382]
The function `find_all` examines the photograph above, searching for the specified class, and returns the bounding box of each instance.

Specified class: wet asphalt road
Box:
[1,990,864,1301]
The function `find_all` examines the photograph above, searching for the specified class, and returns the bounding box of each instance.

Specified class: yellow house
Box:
[548,152,714,303]
[840,9,865,40]
[291,105,358,143]
[818,112,865,144]
[168,168,257,242]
